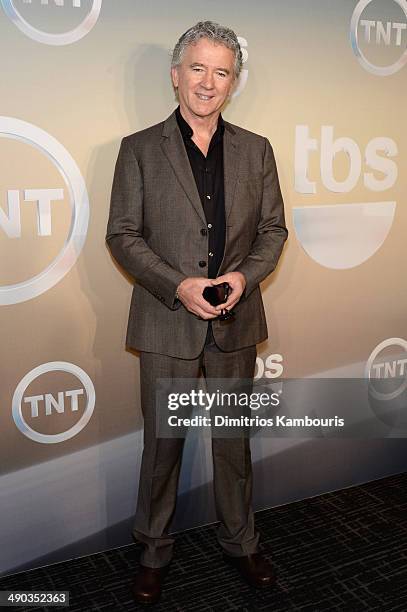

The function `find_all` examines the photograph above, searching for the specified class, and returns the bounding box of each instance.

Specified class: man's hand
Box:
[176,277,220,320]
[213,271,246,314]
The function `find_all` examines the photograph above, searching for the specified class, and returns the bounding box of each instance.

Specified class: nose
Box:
[201,71,215,90]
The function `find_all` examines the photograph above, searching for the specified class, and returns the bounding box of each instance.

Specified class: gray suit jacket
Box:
[106,110,288,359]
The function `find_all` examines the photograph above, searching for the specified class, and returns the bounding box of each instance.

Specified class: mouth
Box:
[196,93,214,101]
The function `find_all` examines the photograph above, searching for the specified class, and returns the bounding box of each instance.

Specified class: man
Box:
[106,21,288,605]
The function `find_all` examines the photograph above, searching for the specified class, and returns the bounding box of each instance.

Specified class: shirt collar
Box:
[175,105,225,141]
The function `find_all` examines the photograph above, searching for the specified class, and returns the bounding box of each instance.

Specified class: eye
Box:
[192,67,203,72]
[217,72,227,78]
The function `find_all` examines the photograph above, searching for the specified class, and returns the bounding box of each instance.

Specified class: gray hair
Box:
[171,21,242,79]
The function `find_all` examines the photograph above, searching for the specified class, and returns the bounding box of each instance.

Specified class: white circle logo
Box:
[12,361,95,443]
[0,117,89,305]
[1,0,101,46]
[350,0,407,76]
[365,337,407,401]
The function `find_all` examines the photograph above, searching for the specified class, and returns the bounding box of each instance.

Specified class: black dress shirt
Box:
[175,106,226,279]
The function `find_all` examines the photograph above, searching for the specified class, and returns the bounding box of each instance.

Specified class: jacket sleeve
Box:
[106,137,186,309]
[235,138,288,297]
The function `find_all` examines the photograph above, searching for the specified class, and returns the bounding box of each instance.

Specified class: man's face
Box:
[171,37,236,121]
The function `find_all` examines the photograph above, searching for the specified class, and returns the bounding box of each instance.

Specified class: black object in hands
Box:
[203,282,229,306]
[203,282,235,321]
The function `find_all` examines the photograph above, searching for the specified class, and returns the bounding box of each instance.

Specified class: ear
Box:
[171,66,179,89]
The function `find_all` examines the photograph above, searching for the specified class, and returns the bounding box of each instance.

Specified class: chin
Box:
[194,103,220,115]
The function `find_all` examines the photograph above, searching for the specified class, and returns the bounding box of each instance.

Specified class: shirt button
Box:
[209,252,214,257]
[200,229,207,236]
[206,195,211,200]
[198,260,207,268]
[208,223,213,229]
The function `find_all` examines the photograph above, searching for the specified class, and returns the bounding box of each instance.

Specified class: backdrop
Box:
[1,0,406,577]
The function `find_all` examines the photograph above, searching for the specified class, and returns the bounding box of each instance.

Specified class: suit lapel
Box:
[160,112,240,226]
[161,112,206,225]
[223,123,240,224]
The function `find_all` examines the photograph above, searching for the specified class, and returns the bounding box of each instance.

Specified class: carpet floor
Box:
[0,472,406,611]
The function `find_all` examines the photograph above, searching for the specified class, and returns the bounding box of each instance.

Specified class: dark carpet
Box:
[1,472,406,611]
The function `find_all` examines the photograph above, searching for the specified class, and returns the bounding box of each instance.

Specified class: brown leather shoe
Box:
[223,552,275,588]
[131,564,170,605]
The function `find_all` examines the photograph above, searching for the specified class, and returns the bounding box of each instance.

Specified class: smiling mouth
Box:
[196,94,213,101]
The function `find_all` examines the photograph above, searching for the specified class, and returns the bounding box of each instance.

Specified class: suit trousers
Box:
[132,323,260,567]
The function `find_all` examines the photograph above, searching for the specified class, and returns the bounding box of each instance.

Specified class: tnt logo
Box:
[12,362,95,443]
[360,18,406,46]
[1,189,64,238]
[366,338,407,399]
[1,0,101,45]
[0,117,89,306]
[350,0,407,76]
[293,125,397,269]
[366,338,407,430]
[369,354,407,379]
[22,1,82,5]
[24,389,84,417]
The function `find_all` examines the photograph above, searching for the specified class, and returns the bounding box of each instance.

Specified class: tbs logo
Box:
[254,354,283,379]
[350,0,407,76]
[0,117,89,305]
[1,0,102,45]
[293,125,397,269]
[12,362,95,443]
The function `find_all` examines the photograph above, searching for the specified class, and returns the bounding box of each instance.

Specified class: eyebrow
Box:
[190,62,230,74]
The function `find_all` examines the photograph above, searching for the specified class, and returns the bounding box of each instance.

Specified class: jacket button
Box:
[198,260,207,268]
[200,229,207,236]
